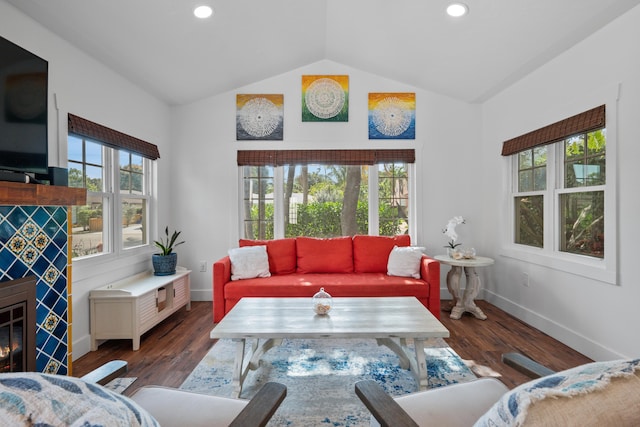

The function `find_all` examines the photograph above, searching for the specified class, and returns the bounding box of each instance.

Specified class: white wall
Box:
[481,4,640,360]
[171,60,483,302]
[0,1,173,360]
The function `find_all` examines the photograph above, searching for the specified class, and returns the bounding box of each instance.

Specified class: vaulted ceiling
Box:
[7,0,640,105]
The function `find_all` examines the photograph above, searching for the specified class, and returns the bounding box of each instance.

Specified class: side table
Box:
[434,255,495,320]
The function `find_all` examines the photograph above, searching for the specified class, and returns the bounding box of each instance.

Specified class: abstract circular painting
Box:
[237,94,284,140]
[302,75,349,122]
[368,93,415,139]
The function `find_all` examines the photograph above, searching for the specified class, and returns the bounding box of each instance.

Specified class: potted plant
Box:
[152,226,185,276]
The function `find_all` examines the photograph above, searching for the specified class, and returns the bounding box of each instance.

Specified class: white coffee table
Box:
[210,297,450,397]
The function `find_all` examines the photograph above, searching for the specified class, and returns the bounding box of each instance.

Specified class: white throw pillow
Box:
[387,246,424,278]
[228,245,271,280]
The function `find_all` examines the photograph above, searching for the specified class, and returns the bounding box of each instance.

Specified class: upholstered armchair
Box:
[0,360,286,427]
[356,353,640,426]
[130,381,286,427]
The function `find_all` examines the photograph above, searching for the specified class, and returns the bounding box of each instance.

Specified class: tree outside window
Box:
[560,129,605,258]
[515,146,546,247]
[242,161,410,239]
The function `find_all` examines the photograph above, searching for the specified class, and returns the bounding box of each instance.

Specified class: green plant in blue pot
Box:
[152,226,185,276]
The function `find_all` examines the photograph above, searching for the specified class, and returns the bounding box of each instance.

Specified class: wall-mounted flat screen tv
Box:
[0,35,48,175]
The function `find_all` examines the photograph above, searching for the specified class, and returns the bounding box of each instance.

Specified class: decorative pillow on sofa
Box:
[353,235,411,273]
[474,358,640,427]
[0,372,159,427]
[228,245,271,280]
[296,236,354,273]
[387,246,423,278]
[239,238,297,275]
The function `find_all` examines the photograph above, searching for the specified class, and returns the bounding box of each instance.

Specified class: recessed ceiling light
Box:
[446,3,468,17]
[194,5,213,19]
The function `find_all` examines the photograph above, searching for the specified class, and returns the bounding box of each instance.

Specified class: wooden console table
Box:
[90,268,191,350]
[435,255,494,320]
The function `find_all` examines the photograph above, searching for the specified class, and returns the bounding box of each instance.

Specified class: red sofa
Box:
[212,235,441,323]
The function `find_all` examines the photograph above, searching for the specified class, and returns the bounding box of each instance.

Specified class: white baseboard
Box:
[191,288,212,301]
[72,335,92,361]
[440,287,453,300]
[483,290,626,361]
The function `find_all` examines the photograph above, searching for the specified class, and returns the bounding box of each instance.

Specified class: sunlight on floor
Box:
[463,359,502,377]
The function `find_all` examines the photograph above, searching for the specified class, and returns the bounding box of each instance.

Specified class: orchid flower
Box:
[443,216,465,248]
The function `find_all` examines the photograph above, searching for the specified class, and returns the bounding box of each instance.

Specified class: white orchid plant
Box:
[443,216,465,249]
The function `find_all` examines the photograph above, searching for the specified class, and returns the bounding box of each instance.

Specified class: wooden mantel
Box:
[0,181,86,206]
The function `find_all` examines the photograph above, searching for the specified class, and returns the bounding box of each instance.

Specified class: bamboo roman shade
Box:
[68,114,160,160]
[501,105,605,156]
[237,149,415,166]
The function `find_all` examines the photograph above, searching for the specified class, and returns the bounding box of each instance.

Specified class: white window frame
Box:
[69,136,156,268]
[119,151,152,251]
[237,163,416,240]
[501,85,618,285]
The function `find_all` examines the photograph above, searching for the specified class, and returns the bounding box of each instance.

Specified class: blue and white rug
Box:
[180,338,476,426]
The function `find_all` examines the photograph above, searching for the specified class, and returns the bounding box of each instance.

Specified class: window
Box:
[239,150,414,239]
[559,130,606,257]
[504,104,614,279]
[68,135,109,257]
[242,166,274,239]
[67,114,159,260]
[120,152,149,249]
[378,163,409,235]
[513,131,605,258]
[514,146,546,248]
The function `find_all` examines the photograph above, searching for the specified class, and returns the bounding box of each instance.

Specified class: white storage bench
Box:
[90,268,191,351]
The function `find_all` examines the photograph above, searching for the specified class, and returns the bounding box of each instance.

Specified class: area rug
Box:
[180,338,476,426]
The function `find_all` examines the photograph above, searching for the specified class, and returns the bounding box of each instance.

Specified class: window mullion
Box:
[102,145,114,255]
[273,166,285,239]
[102,192,113,254]
[546,145,558,254]
[102,146,112,193]
[368,166,379,235]
[108,148,123,253]
[407,163,416,240]
[511,156,519,193]
[237,168,245,238]
[143,158,153,246]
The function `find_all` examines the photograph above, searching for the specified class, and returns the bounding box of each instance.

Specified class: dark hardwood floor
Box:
[73,300,593,397]
[438,301,592,388]
[73,301,215,396]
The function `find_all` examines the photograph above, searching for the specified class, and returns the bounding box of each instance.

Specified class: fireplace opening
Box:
[0,276,36,372]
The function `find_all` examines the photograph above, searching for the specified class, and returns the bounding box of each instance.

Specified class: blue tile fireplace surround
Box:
[0,205,71,374]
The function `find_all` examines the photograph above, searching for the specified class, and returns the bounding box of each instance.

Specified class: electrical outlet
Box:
[199,261,207,272]
[522,272,530,287]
